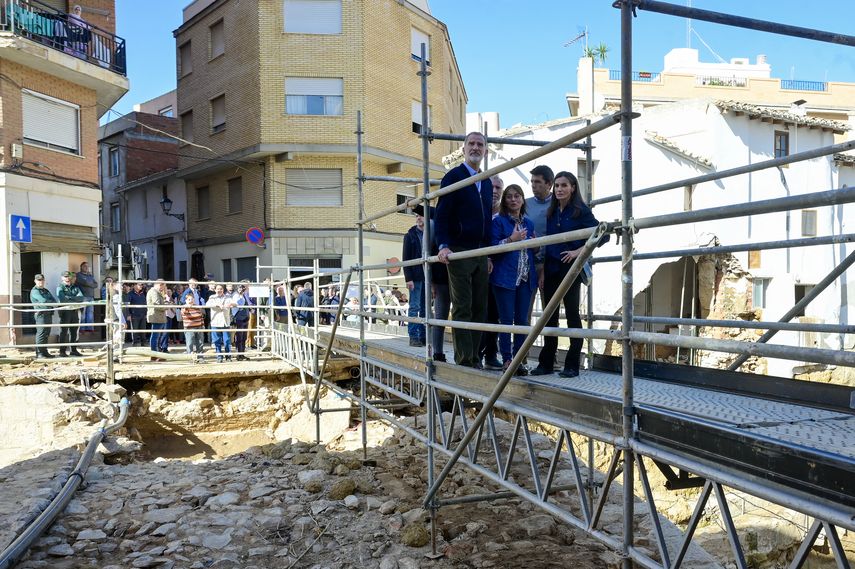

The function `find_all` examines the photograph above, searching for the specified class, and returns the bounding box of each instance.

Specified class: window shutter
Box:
[22,91,79,153]
[411,101,430,126]
[210,20,224,58]
[285,77,342,96]
[211,95,226,129]
[284,0,341,34]
[179,42,192,75]
[411,28,430,62]
[286,169,342,206]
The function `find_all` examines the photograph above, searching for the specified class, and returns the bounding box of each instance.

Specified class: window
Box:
[108,147,119,177]
[794,284,815,317]
[411,101,431,134]
[211,94,226,133]
[210,19,225,59]
[397,191,415,214]
[801,209,817,236]
[411,27,430,65]
[110,202,121,232]
[179,260,188,281]
[283,0,341,34]
[577,158,599,201]
[179,41,192,76]
[196,185,210,219]
[774,131,789,158]
[228,177,242,213]
[236,257,257,281]
[22,90,80,154]
[181,110,194,143]
[752,277,771,309]
[222,259,233,283]
[285,77,343,116]
[286,168,342,206]
[158,106,174,117]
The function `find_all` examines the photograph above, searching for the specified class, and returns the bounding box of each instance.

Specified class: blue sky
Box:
[113,0,855,127]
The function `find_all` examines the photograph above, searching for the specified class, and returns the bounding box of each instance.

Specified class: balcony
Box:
[780,79,827,92]
[0,0,126,74]
[608,70,661,83]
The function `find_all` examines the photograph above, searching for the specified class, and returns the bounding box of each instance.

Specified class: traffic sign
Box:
[10,215,31,243]
[245,227,265,246]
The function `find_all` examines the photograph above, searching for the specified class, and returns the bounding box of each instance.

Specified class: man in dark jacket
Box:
[56,271,84,357]
[435,132,493,368]
[30,274,57,358]
[402,204,426,347]
[128,282,147,346]
[295,282,314,326]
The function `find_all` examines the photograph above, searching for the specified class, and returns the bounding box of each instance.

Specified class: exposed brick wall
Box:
[123,113,180,183]
[0,59,99,185]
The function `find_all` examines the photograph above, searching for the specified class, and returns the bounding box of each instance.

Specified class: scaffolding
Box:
[270,3,855,567]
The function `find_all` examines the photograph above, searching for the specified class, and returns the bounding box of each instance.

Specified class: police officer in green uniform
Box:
[56,271,84,357]
[30,274,57,358]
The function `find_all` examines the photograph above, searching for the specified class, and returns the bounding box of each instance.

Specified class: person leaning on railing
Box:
[30,274,58,359]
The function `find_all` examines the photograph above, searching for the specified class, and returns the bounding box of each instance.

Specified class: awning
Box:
[19,221,100,254]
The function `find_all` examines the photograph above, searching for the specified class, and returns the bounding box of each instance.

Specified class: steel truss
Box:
[265,3,855,568]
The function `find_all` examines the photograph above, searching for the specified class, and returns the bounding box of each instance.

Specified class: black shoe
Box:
[558,369,579,378]
[69,350,83,357]
[225,356,232,362]
[472,361,484,370]
[58,351,68,358]
[37,351,54,359]
[433,353,446,363]
[483,357,503,370]
[529,366,551,376]
[515,364,529,377]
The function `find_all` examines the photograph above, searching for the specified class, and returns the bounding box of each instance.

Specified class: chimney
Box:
[757,54,767,65]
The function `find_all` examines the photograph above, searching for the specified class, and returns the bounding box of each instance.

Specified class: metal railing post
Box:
[356,111,369,462]
[105,283,114,384]
[618,3,636,567]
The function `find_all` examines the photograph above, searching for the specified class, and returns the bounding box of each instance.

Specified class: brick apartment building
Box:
[99,91,187,282]
[174,0,466,282]
[0,0,129,343]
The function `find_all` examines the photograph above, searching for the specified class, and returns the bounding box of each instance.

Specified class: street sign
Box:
[10,215,31,243]
[245,227,265,246]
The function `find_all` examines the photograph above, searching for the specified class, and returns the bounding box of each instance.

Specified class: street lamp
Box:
[159,196,185,222]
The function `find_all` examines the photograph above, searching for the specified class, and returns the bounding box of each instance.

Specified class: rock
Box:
[206,492,241,508]
[310,500,335,516]
[398,557,420,569]
[201,530,233,550]
[379,556,397,569]
[297,469,325,484]
[95,383,127,403]
[327,478,357,500]
[65,500,89,515]
[378,499,396,514]
[248,485,276,499]
[304,479,324,493]
[400,523,430,547]
[47,543,74,556]
[143,507,188,524]
[344,495,359,509]
[401,508,425,525]
[151,523,177,537]
[516,514,556,538]
[76,529,107,541]
[333,464,350,476]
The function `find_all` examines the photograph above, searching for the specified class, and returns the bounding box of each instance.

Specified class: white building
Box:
[483,98,852,378]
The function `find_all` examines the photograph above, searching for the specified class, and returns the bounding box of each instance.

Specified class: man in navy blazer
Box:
[435,132,493,368]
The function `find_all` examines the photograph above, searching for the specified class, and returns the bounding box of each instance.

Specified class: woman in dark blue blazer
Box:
[490,184,538,374]
[530,171,601,378]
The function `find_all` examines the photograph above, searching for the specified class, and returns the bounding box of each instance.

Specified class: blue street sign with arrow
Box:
[10,215,32,243]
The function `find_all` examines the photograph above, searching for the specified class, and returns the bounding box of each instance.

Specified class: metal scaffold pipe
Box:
[591,139,855,206]
[360,112,631,224]
[427,131,590,150]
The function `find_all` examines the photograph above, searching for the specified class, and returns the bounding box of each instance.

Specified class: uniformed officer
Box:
[56,270,84,357]
[30,274,57,358]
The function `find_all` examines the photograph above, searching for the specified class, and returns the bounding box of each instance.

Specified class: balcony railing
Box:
[781,79,827,92]
[0,0,126,76]
[695,75,747,87]
[608,70,661,82]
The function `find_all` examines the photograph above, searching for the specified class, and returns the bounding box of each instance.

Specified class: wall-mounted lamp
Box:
[159,196,185,221]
